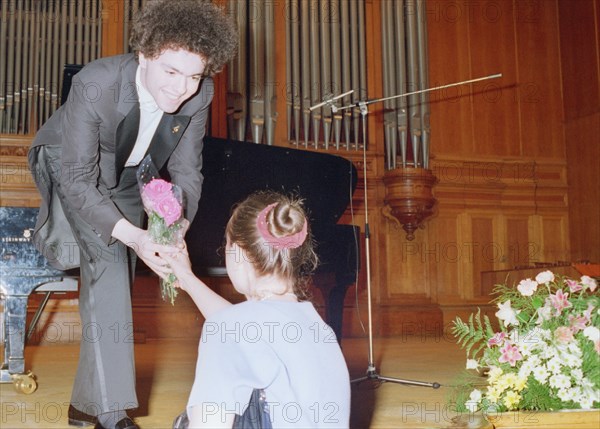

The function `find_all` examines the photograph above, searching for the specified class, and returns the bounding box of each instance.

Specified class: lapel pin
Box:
[172,125,180,134]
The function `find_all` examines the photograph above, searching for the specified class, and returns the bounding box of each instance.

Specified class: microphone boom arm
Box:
[335,73,502,111]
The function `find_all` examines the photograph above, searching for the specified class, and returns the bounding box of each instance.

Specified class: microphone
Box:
[309,90,355,111]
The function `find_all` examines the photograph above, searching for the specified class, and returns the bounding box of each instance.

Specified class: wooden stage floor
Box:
[1,335,494,428]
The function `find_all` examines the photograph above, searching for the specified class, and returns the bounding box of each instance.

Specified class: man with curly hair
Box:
[27,2,237,428]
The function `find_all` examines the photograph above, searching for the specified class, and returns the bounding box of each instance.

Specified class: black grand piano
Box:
[187,137,360,340]
[1,136,360,393]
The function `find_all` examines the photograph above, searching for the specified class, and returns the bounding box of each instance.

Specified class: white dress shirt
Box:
[125,67,164,167]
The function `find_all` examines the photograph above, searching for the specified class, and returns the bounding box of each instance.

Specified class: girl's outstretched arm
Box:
[163,246,232,318]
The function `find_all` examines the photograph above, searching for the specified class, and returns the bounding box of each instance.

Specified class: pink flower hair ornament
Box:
[256,203,308,250]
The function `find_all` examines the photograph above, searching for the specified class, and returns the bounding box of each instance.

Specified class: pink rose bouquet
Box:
[451,271,599,413]
[137,156,185,304]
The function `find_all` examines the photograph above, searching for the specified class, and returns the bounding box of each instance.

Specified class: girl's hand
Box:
[162,244,194,286]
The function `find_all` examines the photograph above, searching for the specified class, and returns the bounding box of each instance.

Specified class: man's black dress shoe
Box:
[94,417,139,429]
[68,405,98,427]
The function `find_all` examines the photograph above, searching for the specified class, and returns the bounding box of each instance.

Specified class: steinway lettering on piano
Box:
[2,232,33,242]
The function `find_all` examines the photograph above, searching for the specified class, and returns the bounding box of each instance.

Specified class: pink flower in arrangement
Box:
[583,303,595,324]
[488,332,507,347]
[568,315,589,333]
[554,326,574,344]
[155,194,182,226]
[566,279,583,293]
[137,171,183,305]
[548,289,572,316]
[141,179,182,226]
[498,342,523,367]
[143,179,172,204]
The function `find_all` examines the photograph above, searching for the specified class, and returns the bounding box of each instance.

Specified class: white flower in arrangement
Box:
[561,350,583,368]
[487,366,503,382]
[535,270,555,284]
[527,355,542,368]
[537,328,553,341]
[536,304,553,324]
[571,368,584,380]
[539,344,557,360]
[466,359,479,370]
[517,278,538,296]
[557,388,572,402]
[549,373,572,390]
[579,395,595,410]
[464,389,482,412]
[517,359,535,378]
[532,365,550,383]
[580,275,598,292]
[495,300,520,327]
[583,326,600,342]
[511,329,541,357]
[546,356,564,374]
[567,342,583,356]
[451,271,600,412]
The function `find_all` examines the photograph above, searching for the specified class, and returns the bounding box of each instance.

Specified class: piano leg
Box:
[325,275,353,345]
[1,294,37,393]
[1,277,64,394]
[2,294,28,376]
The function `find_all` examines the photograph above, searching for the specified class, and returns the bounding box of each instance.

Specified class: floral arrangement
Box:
[451,270,600,413]
[138,157,185,305]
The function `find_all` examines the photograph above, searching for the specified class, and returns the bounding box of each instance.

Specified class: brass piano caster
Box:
[12,371,38,394]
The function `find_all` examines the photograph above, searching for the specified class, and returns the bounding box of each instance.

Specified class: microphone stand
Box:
[309,73,501,389]
[344,100,440,388]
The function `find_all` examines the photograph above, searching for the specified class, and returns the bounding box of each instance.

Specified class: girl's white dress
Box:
[187,300,351,428]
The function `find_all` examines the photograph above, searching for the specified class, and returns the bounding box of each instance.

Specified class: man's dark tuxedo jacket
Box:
[29,53,213,265]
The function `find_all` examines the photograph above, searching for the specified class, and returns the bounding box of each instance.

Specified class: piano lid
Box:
[185,137,358,271]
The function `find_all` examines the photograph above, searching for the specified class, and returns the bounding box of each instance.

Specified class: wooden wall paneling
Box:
[559,0,600,264]
[524,213,571,265]
[597,0,600,77]
[455,212,474,300]
[565,114,600,263]
[426,0,474,155]
[469,0,519,157]
[527,214,544,262]
[376,182,446,335]
[505,216,532,268]
[425,214,462,303]
[469,216,495,298]
[491,213,508,272]
[558,0,600,120]
[382,216,430,301]
[541,215,570,263]
[514,0,564,158]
